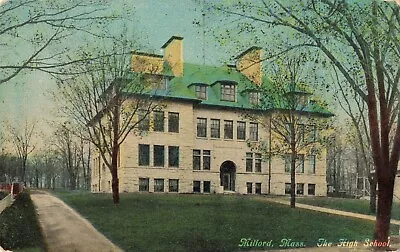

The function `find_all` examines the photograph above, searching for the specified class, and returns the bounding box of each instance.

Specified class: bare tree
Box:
[0,0,128,85]
[9,121,36,184]
[57,42,162,204]
[53,124,81,190]
[247,56,332,208]
[214,0,400,245]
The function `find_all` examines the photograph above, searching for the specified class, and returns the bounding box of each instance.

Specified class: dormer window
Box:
[298,95,309,107]
[142,74,170,90]
[195,85,207,100]
[221,83,236,102]
[249,92,260,105]
[162,76,171,90]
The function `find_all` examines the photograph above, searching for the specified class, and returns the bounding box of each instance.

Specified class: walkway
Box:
[250,196,400,251]
[30,190,123,252]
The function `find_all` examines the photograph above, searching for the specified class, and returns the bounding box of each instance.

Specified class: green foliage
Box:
[56,192,379,251]
[0,192,45,251]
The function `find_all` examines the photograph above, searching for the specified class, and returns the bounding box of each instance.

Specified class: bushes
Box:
[0,192,45,250]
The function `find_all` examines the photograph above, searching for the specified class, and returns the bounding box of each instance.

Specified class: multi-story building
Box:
[91,36,333,196]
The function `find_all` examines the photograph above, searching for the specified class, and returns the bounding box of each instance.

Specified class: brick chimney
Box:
[236,46,262,86]
[161,36,183,77]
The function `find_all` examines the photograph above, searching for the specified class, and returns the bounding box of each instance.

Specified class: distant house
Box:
[91,36,333,196]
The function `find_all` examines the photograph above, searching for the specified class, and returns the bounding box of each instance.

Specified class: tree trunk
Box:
[111,145,119,205]
[290,121,296,209]
[290,152,296,208]
[374,175,395,247]
[70,175,77,190]
[368,175,377,214]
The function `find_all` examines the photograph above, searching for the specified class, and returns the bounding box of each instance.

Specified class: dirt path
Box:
[30,190,123,252]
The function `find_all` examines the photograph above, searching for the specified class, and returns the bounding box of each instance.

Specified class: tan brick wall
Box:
[91,100,327,196]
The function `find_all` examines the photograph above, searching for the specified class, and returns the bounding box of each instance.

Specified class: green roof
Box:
[124,62,333,117]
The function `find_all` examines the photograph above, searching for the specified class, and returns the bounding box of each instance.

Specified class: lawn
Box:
[55,192,381,252]
[296,197,400,220]
[0,191,46,252]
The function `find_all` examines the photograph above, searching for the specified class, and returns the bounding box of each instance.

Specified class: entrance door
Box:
[220,161,236,191]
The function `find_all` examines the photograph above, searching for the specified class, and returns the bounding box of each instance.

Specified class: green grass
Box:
[296,197,400,220]
[55,192,381,252]
[0,191,45,251]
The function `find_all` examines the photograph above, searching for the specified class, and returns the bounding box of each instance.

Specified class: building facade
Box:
[91,36,332,196]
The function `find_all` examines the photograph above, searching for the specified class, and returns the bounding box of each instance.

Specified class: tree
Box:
[57,42,162,204]
[0,0,129,85]
[214,0,400,245]
[9,121,36,184]
[333,67,377,212]
[246,56,332,208]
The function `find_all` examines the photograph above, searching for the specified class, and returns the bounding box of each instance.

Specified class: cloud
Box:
[0,0,9,6]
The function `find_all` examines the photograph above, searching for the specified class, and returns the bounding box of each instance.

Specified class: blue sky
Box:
[0,0,339,138]
[0,0,230,131]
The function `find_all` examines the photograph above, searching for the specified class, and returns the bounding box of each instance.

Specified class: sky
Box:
[0,0,346,144]
[0,0,222,135]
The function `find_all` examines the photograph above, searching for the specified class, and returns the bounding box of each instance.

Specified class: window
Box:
[246,153,253,172]
[249,123,258,141]
[255,183,262,194]
[193,181,201,193]
[297,183,304,195]
[224,120,233,139]
[309,155,316,174]
[138,144,150,166]
[161,76,170,90]
[284,154,304,173]
[247,182,253,194]
[255,153,262,172]
[203,150,211,170]
[169,179,179,192]
[246,152,262,172]
[153,145,164,167]
[138,110,150,131]
[195,85,207,99]
[204,181,211,193]
[249,92,260,105]
[297,154,304,173]
[193,150,211,170]
[309,125,316,142]
[153,111,164,132]
[298,95,308,107]
[139,178,149,192]
[197,118,207,137]
[193,150,201,170]
[168,146,179,167]
[221,83,236,101]
[154,179,164,192]
[308,184,316,195]
[210,119,220,138]
[298,124,305,143]
[285,183,291,194]
[237,121,246,140]
[284,154,291,173]
[168,112,179,133]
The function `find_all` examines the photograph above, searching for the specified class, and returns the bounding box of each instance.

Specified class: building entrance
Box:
[220,161,236,191]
